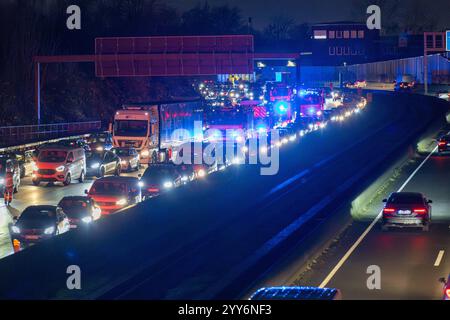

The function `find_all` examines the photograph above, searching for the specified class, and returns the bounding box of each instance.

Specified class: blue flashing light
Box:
[274,101,289,114]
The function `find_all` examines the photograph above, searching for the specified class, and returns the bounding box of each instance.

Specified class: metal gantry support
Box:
[423,32,447,95]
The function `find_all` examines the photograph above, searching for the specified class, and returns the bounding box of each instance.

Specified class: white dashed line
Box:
[434,250,445,267]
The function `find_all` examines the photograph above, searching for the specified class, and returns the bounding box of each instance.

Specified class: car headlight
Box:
[197,169,206,178]
[91,162,100,169]
[241,146,249,153]
[11,226,20,234]
[56,166,65,172]
[116,198,127,206]
[141,150,150,157]
[121,160,128,165]
[96,146,104,152]
[181,176,189,182]
[0,178,4,185]
[82,216,93,224]
[44,226,55,235]
[163,181,173,189]
[138,181,144,187]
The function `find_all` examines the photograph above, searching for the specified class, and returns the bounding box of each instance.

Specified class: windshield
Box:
[90,181,128,195]
[20,207,56,223]
[300,95,322,105]
[143,167,177,180]
[38,150,67,163]
[114,149,132,156]
[86,153,103,162]
[89,137,106,144]
[114,120,148,137]
[59,199,89,217]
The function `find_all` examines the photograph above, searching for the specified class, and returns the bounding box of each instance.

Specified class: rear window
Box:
[388,194,423,204]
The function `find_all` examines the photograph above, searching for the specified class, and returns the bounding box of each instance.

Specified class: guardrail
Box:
[0,121,102,148]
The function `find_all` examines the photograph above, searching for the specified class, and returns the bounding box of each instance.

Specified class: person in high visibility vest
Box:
[3,171,14,206]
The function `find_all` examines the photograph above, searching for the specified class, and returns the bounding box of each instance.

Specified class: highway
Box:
[0,170,144,259]
[257,123,450,300]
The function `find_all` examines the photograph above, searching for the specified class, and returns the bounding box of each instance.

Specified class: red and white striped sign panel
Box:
[95,35,254,77]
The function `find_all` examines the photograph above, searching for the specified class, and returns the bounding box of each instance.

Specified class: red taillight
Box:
[439,141,446,146]
[383,208,396,213]
[413,208,427,214]
[446,288,450,299]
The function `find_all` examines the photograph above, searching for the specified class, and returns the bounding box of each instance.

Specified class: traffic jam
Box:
[0,81,367,255]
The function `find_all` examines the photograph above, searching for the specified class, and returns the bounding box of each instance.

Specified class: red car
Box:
[381,192,432,232]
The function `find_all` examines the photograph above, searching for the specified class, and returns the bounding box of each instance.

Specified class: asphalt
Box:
[265,125,450,300]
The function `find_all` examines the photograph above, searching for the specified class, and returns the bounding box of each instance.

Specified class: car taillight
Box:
[413,208,427,214]
[446,288,450,299]
[439,141,446,146]
[383,208,396,213]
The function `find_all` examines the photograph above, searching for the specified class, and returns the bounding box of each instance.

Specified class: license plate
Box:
[25,235,40,240]
[398,210,411,215]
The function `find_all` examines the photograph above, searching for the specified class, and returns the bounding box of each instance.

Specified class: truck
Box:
[112,99,202,164]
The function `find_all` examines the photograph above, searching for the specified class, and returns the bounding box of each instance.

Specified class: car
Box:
[32,145,86,186]
[140,164,183,198]
[172,142,219,177]
[59,138,91,152]
[112,147,140,172]
[5,151,34,178]
[86,176,142,214]
[86,150,121,177]
[58,196,102,228]
[438,135,450,153]
[10,205,70,251]
[394,81,415,92]
[87,132,113,152]
[439,275,450,300]
[250,287,342,300]
[381,192,432,232]
[0,155,21,193]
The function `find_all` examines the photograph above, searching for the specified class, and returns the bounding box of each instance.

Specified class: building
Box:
[311,22,380,66]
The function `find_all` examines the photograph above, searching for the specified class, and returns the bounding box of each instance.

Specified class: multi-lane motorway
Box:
[257,124,450,300]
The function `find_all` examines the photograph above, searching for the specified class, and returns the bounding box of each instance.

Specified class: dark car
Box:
[58,196,102,228]
[438,135,450,153]
[10,205,70,251]
[86,150,121,177]
[394,81,415,92]
[87,132,113,152]
[0,156,21,193]
[140,164,182,198]
[381,192,432,232]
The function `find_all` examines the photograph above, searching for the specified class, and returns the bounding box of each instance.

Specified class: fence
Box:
[300,53,450,85]
[0,121,102,148]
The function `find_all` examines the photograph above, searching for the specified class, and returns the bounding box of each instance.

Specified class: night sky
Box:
[166,0,449,30]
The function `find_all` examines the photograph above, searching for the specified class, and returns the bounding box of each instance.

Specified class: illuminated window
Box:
[314,30,327,39]
[329,47,335,55]
[329,31,335,39]
[351,30,357,38]
[343,31,350,39]
[358,30,365,38]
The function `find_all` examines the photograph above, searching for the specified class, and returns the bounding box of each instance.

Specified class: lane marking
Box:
[434,250,445,267]
[319,144,438,288]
